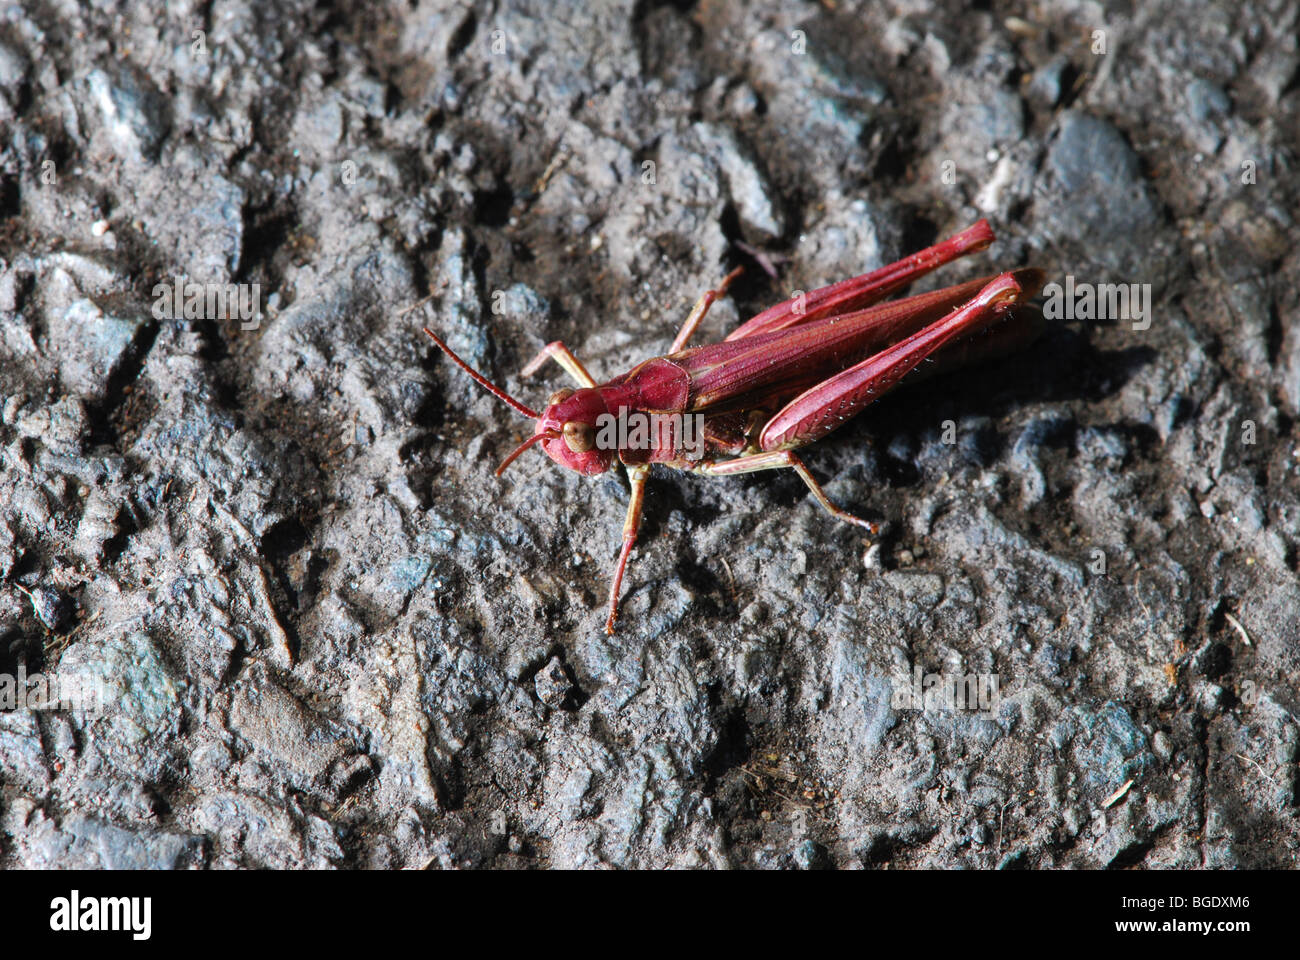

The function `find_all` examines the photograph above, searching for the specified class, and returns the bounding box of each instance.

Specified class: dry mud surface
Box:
[1,0,1298,868]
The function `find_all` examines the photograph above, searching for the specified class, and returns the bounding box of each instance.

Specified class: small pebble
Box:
[534,656,573,707]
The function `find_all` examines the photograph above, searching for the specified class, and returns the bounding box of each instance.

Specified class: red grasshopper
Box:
[422,219,1044,633]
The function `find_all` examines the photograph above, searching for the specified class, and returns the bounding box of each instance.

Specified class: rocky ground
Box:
[0,0,1297,869]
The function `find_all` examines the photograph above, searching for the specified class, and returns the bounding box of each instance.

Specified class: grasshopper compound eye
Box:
[562,420,595,453]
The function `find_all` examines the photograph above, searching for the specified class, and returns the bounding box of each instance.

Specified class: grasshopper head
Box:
[420,326,615,477]
[532,388,614,476]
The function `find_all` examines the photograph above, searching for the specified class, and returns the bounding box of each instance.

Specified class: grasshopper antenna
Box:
[495,430,559,476]
[421,327,539,419]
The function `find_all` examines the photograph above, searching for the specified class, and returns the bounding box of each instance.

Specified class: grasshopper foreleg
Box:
[605,464,651,634]
[522,341,598,388]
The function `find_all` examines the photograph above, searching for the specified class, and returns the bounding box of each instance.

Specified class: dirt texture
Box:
[1,0,1297,868]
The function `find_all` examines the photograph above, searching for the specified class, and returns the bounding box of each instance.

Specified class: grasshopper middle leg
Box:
[684,451,879,534]
[669,266,744,353]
